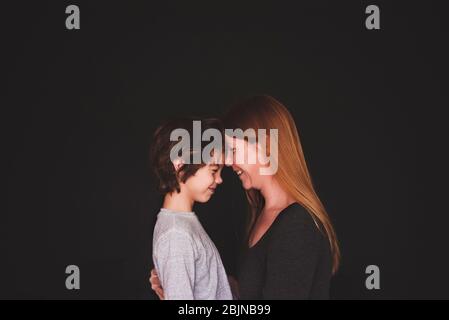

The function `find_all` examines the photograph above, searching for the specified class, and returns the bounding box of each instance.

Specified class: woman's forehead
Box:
[225,135,244,145]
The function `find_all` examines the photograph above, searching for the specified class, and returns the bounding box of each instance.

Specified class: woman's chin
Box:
[241,180,252,190]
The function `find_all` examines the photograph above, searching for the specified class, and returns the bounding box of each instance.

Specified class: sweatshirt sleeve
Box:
[154,230,197,300]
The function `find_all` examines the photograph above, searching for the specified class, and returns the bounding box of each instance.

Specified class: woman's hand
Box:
[149,268,165,300]
[150,269,239,300]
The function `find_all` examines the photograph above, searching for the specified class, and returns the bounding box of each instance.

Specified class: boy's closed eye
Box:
[210,165,219,173]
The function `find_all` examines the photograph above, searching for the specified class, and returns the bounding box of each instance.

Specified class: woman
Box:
[151,95,340,299]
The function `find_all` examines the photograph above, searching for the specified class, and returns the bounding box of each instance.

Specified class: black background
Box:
[3,1,449,299]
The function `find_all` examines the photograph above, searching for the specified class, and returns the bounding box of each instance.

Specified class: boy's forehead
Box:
[209,149,225,163]
[209,159,224,167]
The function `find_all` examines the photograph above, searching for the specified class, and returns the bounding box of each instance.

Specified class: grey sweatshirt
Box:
[152,208,233,300]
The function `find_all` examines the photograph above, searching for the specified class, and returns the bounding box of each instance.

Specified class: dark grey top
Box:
[238,203,333,300]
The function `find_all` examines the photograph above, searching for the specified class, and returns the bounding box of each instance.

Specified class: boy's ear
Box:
[172,158,185,172]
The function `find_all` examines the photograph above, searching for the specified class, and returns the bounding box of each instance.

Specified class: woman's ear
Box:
[172,158,185,172]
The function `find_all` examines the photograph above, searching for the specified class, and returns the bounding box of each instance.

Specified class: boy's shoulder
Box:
[153,213,202,259]
[154,211,199,242]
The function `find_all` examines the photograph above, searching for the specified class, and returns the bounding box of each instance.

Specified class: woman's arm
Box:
[150,272,239,300]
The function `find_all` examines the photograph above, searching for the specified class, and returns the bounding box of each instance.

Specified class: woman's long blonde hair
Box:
[223,95,340,274]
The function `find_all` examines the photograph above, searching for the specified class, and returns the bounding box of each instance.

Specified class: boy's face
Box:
[183,152,224,203]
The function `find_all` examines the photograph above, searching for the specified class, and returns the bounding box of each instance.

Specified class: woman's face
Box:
[224,135,268,191]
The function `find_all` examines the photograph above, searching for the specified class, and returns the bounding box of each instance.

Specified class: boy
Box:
[150,118,232,300]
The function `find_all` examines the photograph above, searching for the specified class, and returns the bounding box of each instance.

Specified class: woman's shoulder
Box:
[271,202,323,241]
[277,202,315,225]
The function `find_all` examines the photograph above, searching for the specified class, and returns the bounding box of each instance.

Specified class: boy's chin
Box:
[195,194,212,203]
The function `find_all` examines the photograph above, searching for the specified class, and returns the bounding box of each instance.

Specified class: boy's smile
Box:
[208,186,217,194]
